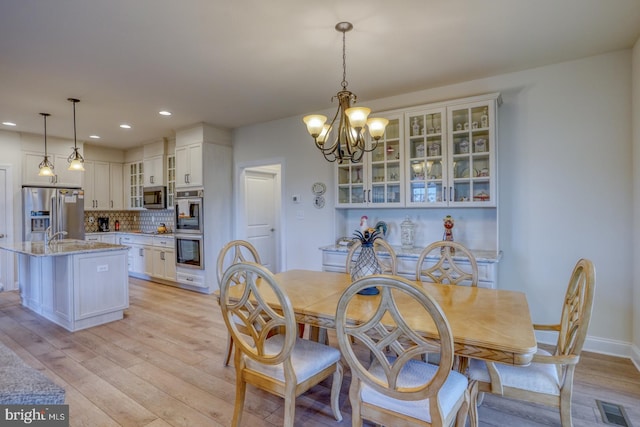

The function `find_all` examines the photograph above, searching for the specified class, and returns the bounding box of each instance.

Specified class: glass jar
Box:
[459,139,469,154]
[400,216,415,249]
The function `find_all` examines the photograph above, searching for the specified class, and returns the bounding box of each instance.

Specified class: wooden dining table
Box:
[222,269,537,366]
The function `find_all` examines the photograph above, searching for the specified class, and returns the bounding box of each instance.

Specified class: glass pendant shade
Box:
[367,117,389,140]
[303,115,328,138]
[67,98,85,171]
[38,112,55,176]
[345,107,370,129]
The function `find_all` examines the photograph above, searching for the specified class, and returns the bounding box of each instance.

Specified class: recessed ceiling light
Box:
[89,135,101,139]
[120,124,131,129]
[159,110,172,116]
[2,122,17,126]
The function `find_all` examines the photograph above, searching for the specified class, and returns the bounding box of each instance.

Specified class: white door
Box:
[244,169,278,272]
[0,166,14,291]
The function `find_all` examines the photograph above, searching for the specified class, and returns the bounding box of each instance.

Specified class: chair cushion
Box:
[361,358,468,423]
[468,348,560,395]
[245,335,341,383]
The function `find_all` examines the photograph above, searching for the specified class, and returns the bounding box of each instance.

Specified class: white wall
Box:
[233,49,635,357]
[632,37,640,369]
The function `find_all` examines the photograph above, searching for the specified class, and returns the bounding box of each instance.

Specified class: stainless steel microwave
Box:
[143,186,166,209]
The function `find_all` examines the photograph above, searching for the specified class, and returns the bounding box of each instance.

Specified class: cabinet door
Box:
[54,154,83,188]
[143,155,164,187]
[109,163,124,210]
[335,115,403,207]
[164,249,176,280]
[83,161,96,210]
[125,162,144,209]
[405,108,447,207]
[166,155,175,209]
[143,246,153,276]
[367,115,403,207]
[93,161,110,209]
[174,146,189,187]
[447,101,496,207]
[131,244,145,274]
[186,144,203,187]
[23,152,56,186]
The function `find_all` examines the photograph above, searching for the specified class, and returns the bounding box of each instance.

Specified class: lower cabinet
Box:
[119,233,175,282]
[320,245,501,289]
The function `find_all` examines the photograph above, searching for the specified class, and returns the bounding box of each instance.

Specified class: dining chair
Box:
[467,258,596,427]
[346,238,398,275]
[416,240,478,287]
[336,274,469,427]
[216,240,262,367]
[219,261,343,427]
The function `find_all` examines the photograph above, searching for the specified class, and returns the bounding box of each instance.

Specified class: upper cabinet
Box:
[23,152,83,188]
[125,161,144,209]
[335,93,501,209]
[83,160,110,210]
[166,154,175,208]
[143,155,165,187]
[336,114,404,207]
[175,142,203,188]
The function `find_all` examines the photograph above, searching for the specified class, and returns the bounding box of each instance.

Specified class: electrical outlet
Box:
[88,216,94,224]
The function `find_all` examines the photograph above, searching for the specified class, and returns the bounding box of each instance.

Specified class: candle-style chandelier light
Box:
[67,97,85,171]
[303,22,388,163]
[37,112,55,176]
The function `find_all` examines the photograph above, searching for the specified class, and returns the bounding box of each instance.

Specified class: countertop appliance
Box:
[143,186,167,209]
[98,217,109,232]
[23,186,85,242]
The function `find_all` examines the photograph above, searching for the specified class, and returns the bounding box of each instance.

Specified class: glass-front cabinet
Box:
[447,99,496,206]
[336,114,403,207]
[404,95,498,207]
[405,107,447,206]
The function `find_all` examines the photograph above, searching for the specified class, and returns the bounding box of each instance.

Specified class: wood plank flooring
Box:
[0,277,639,426]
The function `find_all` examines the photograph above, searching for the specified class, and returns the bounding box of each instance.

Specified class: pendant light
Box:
[303,22,388,163]
[37,113,54,176]
[67,97,85,171]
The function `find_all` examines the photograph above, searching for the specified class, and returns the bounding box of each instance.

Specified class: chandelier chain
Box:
[341,29,348,90]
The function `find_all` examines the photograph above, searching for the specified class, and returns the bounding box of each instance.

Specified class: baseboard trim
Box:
[536,331,638,371]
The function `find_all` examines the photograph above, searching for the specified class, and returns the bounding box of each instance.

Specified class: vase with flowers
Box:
[351,227,382,295]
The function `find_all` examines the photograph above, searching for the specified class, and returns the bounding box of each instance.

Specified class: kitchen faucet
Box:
[44,226,68,245]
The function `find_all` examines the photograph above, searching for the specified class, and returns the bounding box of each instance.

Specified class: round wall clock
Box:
[311,182,326,195]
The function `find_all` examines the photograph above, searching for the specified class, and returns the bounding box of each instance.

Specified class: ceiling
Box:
[1,0,639,151]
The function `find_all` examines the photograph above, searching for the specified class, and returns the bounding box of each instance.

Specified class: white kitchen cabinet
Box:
[143,155,165,187]
[166,155,175,209]
[85,233,117,243]
[125,161,144,209]
[151,236,175,281]
[320,245,501,289]
[22,152,83,188]
[119,233,175,282]
[336,114,404,207]
[83,160,110,210]
[109,163,124,210]
[175,143,203,188]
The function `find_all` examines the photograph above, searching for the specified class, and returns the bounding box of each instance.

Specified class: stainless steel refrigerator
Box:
[23,186,85,242]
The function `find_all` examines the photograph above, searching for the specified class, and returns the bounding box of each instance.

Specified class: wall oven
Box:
[175,234,204,269]
[175,189,203,234]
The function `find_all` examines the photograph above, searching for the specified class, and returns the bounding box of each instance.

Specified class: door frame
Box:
[0,164,15,291]
[235,158,285,273]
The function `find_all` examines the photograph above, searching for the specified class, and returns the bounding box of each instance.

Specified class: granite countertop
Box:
[86,231,174,237]
[0,239,129,257]
[319,244,502,263]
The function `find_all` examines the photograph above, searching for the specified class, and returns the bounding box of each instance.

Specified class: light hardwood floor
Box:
[0,277,638,427]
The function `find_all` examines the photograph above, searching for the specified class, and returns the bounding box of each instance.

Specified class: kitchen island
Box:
[0,239,129,332]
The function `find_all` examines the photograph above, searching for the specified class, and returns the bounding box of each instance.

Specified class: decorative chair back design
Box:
[556,258,595,361]
[220,261,296,364]
[336,275,469,426]
[219,261,343,426]
[216,240,263,366]
[346,239,398,275]
[416,240,478,286]
[467,258,596,427]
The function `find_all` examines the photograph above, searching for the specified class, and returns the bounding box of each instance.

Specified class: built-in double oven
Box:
[175,189,204,269]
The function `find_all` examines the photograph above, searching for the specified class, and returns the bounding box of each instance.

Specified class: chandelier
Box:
[303,22,388,163]
[67,97,85,171]
[38,112,55,176]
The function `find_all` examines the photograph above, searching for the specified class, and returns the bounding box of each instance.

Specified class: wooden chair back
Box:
[219,261,296,365]
[416,240,478,286]
[346,239,398,275]
[336,274,455,401]
[216,240,262,286]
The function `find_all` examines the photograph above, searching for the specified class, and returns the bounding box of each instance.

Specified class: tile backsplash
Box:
[84,209,174,233]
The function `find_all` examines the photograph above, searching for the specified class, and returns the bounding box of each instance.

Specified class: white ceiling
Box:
[1,0,639,150]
